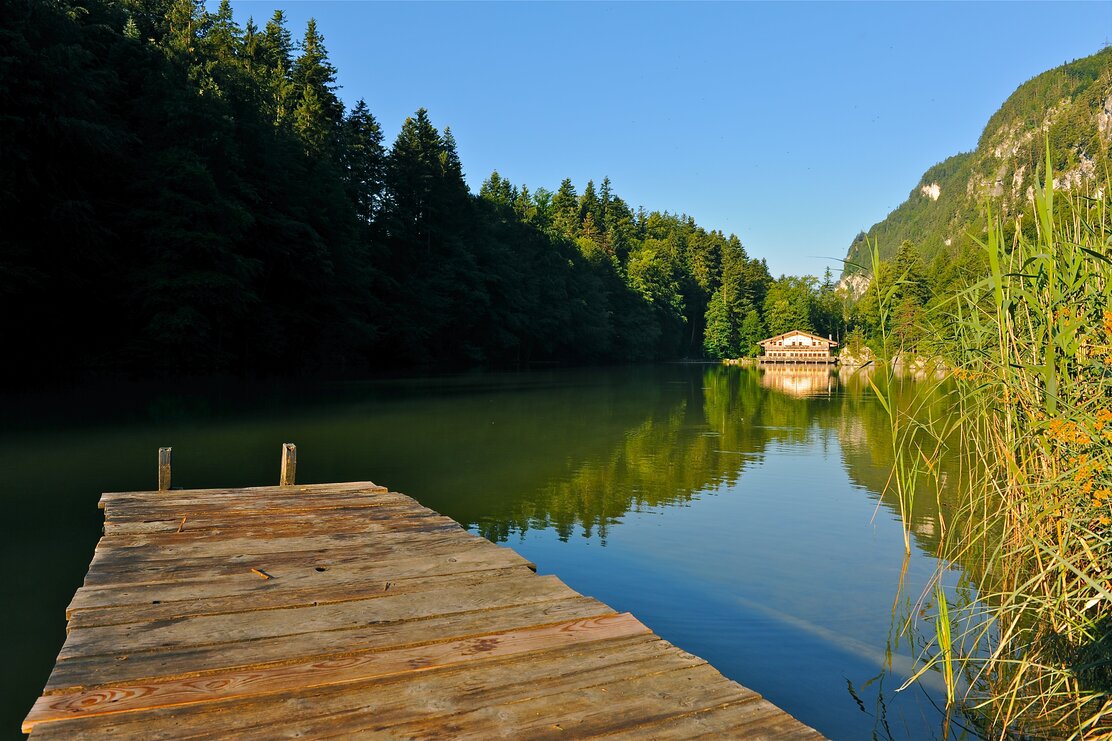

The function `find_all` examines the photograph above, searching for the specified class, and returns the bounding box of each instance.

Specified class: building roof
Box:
[758,330,839,347]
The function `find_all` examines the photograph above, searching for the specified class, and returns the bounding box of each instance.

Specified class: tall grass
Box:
[902,157,1112,738]
[861,237,952,558]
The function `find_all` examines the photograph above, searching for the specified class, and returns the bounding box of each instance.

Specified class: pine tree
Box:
[341,99,386,223]
[440,127,463,182]
[763,276,816,336]
[551,178,579,236]
[261,10,293,73]
[259,11,295,127]
[123,16,141,39]
[205,0,240,64]
[480,171,515,208]
[291,19,343,154]
[120,0,174,43]
[737,308,766,357]
[702,235,765,358]
[579,179,601,229]
[242,17,260,64]
[812,267,841,340]
[164,0,205,58]
[580,211,601,246]
[599,176,612,227]
[386,108,450,243]
[740,254,772,312]
[602,193,635,263]
[514,184,534,221]
[703,288,735,358]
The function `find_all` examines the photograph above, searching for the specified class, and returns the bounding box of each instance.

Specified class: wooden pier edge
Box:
[24,457,825,739]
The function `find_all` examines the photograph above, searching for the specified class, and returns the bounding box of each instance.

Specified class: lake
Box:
[1,364,976,739]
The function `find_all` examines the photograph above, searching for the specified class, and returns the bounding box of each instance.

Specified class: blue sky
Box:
[222,1,1111,277]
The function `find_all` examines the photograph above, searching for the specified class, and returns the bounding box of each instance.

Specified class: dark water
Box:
[1,364,977,739]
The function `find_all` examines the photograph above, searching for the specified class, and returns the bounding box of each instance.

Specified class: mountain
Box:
[844,47,1112,276]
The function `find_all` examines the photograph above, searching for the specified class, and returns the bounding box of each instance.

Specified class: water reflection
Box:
[759,366,839,397]
[1,365,975,739]
[466,365,958,562]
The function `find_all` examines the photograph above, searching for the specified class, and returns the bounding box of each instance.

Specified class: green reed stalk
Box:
[936,583,957,707]
[862,237,937,558]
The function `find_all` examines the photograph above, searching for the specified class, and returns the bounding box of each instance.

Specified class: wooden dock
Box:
[23,452,823,739]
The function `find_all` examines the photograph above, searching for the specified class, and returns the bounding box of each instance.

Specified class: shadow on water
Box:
[2,364,982,739]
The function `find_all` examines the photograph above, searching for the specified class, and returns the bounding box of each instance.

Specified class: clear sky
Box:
[221,1,1111,277]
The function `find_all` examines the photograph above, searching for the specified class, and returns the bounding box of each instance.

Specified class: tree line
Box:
[3,0,953,379]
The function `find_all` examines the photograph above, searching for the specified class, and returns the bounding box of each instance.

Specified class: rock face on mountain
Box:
[845,47,1112,275]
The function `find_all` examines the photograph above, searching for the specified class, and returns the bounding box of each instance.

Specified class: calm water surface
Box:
[1,365,977,739]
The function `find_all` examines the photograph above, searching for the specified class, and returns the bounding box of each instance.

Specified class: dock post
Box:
[280,443,297,486]
[158,447,172,491]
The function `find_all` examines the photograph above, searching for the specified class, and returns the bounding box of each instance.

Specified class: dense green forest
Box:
[845,47,1112,272]
[4,0,856,377]
[7,2,1106,379]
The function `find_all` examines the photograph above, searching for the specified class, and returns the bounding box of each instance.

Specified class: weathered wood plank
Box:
[103,488,403,516]
[66,566,536,629]
[728,712,829,740]
[103,517,441,538]
[28,634,677,740]
[86,525,475,566]
[66,542,535,615]
[104,492,419,517]
[189,639,715,741]
[102,504,446,536]
[100,481,388,506]
[91,522,464,562]
[328,662,758,740]
[25,613,650,733]
[49,594,613,692]
[83,532,493,586]
[104,494,412,521]
[590,697,823,740]
[59,574,579,659]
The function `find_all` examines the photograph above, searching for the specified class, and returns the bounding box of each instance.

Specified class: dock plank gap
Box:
[24,474,824,739]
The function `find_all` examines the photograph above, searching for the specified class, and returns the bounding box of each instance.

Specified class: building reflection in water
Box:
[759,366,839,397]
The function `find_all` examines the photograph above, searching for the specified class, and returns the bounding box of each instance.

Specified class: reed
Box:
[859,237,951,558]
[903,152,1112,739]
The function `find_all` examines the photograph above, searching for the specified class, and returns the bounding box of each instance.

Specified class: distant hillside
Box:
[845,47,1112,275]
